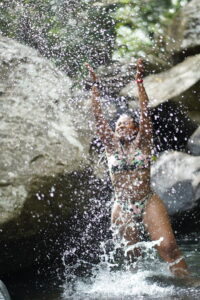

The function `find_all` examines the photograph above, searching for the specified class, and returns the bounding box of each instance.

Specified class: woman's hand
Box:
[135,58,144,83]
[85,63,98,83]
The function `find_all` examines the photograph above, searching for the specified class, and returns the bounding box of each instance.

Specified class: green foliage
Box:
[0,1,16,37]
[112,0,190,61]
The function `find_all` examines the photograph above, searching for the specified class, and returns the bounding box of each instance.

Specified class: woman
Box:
[85,59,188,277]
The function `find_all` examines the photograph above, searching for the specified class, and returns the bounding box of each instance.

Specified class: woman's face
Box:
[115,114,139,141]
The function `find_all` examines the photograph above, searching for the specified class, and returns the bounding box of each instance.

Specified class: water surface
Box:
[9,234,200,300]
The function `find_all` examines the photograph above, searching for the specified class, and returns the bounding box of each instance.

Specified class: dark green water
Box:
[5,235,200,300]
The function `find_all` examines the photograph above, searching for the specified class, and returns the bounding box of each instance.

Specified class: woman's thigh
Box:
[143,193,178,248]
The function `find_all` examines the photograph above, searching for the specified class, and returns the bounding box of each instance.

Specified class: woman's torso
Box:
[106,139,152,203]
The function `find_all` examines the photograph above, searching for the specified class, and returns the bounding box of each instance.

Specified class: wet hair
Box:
[110,109,140,131]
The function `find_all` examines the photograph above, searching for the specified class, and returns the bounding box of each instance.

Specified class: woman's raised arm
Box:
[85,63,115,149]
[135,59,153,151]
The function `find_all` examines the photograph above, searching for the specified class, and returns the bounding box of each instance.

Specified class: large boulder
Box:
[151,151,200,233]
[0,34,90,227]
[0,35,104,273]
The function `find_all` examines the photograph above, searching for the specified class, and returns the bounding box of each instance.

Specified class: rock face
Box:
[151,151,200,233]
[166,0,200,56]
[88,56,170,98]
[151,151,200,215]
[0,34,89,226]
[0,35,103,273]
[120,54,200,122]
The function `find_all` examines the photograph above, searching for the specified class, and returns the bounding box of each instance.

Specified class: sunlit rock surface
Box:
[151,151,200,231]
[90,56,170,97]
[166,0,200,55]
[0,35,101,273]
[120,54,200,121]
[0,35,90,224]
[187,126,200,155]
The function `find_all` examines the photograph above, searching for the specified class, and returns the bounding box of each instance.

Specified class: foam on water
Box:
[61,225,200,300]
[62,238,175,300]
[62,266,175,299]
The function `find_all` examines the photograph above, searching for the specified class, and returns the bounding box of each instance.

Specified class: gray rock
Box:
[93,56,170,97]
[0,34,94,238]
[166,0,200,54]
[120,54,200,123]
[187,126,200,155]
[0,35,110,275]
[0,281,11,300]
[151,151,200,215]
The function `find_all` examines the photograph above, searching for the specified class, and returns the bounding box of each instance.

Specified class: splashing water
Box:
[61,229,176,300]
[60,218,200,300]
[62,269,174,300]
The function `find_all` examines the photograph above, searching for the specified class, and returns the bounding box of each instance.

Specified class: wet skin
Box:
[110,115,189,277]
[87,59,189,277]
[107,114,151,203]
